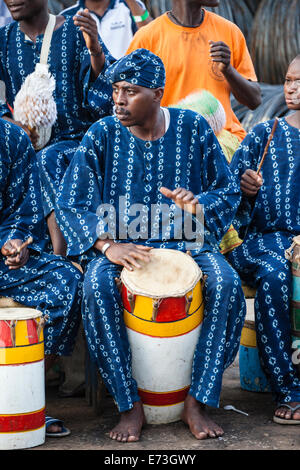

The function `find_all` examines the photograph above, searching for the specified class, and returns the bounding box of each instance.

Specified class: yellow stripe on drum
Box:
[0,342,44,365]
[124,302,204,338]
[240,321,257,348]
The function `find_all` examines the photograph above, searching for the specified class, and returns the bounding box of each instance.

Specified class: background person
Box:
[228,55,300,425]
[61,0,152,59]
[127,0,261,142]
[0,0,115,255]
[0,118,83,436]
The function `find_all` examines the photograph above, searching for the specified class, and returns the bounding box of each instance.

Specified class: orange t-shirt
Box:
[127,10,258,141]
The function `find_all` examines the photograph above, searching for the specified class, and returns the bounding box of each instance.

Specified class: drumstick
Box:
[256,117,279,174]
[8,236,33,257]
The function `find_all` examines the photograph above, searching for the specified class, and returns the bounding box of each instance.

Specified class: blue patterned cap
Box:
[104,48,166,89]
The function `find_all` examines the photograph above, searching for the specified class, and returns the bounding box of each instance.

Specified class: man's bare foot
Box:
[181,395,224,440]
[109,401,146,442]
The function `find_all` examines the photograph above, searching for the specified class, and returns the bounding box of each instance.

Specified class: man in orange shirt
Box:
[127,0,261,141]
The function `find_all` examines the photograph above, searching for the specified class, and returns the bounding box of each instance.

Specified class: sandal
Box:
[273,403,300,425]
[45,416,71,437]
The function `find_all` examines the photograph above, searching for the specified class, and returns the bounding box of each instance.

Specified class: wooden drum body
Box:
[121,249,204,424]
[0,308,46,449]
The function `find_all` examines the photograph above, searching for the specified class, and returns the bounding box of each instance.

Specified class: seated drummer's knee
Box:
[83,269,116,301]
[206,271,241,296]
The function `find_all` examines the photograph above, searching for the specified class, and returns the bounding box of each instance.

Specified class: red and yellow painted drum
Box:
[0,307,46,449]
[120,248,204,424]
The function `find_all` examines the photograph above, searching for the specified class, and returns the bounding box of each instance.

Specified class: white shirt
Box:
[62,0,146,59]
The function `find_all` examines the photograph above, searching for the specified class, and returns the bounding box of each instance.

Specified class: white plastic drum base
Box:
[0,361,45,450]
[0,427,45,450]
[127,325,201,425]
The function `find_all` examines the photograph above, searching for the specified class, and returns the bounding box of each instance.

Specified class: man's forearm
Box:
[223,65,261,110]
[94,238,115,252]
[125,0,152,27]
[89,46,105,81]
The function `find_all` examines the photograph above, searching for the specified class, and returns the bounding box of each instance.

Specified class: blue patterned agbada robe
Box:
[0,118,82,356]
[57,108,246,411]
[228,118,300,404]
[0,16,114,216]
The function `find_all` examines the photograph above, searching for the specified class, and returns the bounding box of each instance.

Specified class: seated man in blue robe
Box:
[0,0,114,255]
[228,55,300,425]
[56,49,246,442]
[0,118,83,436]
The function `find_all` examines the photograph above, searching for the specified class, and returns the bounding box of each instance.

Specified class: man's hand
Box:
[94,240,152,271]
[160,187,199,214]
[240,169,263,197]
[209,40,231,74]
[1,239,30,270]
[73,9,102,55]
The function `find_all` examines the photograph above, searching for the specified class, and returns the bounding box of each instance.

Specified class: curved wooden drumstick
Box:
[256,118,279,174]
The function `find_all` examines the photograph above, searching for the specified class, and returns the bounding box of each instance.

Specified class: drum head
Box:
[121,248,202,298]
[0,308,42,321]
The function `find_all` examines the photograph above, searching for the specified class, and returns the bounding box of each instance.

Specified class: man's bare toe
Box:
[109,401,145,443]
[181,395,224,440]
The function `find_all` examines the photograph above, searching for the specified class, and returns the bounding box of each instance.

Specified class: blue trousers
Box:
[82,250,246,412]
[37,140,80,218]
[0,251,83,356]
[228,231,300,404]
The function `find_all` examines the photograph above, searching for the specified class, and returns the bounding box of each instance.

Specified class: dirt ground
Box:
[33,358,300,452]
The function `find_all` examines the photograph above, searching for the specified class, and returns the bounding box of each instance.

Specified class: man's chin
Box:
[116,115,132,126]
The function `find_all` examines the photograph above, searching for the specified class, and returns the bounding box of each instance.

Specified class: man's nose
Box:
[114,90,126,105]
[286,81,298,92]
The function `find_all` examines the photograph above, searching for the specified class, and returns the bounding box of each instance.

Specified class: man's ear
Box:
[153,87,164,103]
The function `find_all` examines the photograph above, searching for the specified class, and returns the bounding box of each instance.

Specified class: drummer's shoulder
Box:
[168,107,207,126]
[84,115,124,139]
[244,119,282,143]
[0,119,34,166]
[0,118,31,145]
[0,20,17,42]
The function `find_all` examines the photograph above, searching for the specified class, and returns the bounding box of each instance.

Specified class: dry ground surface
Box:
[31,359,300,453]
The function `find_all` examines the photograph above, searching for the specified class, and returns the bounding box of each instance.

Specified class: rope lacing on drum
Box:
[34,315,49,340]
[4,320,17,348]
[285,235,300,262]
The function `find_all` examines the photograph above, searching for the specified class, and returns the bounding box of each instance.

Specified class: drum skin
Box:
[239,300,271,393]
[0,308,45,450]
[122,280,204,424]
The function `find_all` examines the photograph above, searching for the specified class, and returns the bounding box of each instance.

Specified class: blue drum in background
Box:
[239,295,271,393]
[290,241,300,376]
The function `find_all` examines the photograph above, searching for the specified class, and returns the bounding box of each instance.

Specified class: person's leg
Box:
[82,255,145,442]
[255,268,300,421]
[0,250,83,434]
[47,211,68,256]
[228,232,300,422]
[36,140,80,255]
[181,250,246,439]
